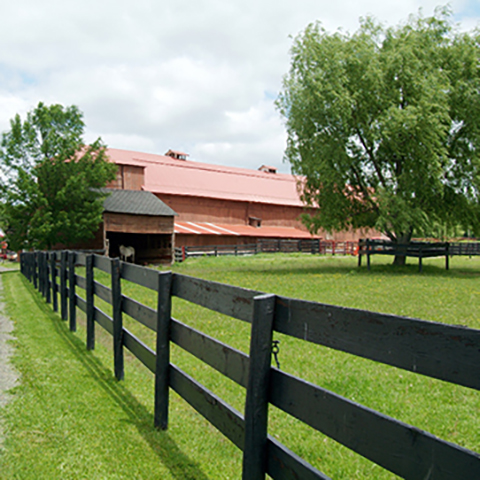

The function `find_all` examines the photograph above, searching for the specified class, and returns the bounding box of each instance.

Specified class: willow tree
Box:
[0,102,117,250]
[277,8,480,264]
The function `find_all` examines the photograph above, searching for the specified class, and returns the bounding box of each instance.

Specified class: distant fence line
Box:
[175,239,357,262]
[358,239,480,272]
[20,251,480,479]
[174,238,480,270]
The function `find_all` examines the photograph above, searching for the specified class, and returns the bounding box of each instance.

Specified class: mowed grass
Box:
[1,254,479,479]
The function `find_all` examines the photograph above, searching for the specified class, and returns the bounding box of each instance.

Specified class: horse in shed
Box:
[119,245,135,263]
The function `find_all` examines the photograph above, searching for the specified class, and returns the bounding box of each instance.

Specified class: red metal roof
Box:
[174,222,319,239]
[106,148,304,207]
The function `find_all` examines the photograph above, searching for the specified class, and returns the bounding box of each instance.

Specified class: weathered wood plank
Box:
[274,296,480,390]
[122,295,156,331]
[121,262,158,291]
[169,364,245,449]
[267,437,331,480]
[94,281,112,305]
[76,295,87,313]
[171,318,249,388]
[243,294,276,480]
[172,273,260,323]
[93,254,111,274]
[269,369,480,480]
[76,274,87,290]
[94,307,113,335]
[123,328,156,373]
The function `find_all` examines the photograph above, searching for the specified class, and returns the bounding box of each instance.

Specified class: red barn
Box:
[106,148,380,248]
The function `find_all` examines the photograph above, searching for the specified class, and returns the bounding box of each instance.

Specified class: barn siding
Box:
[108,165,145,190]
[104,213,174,234]
[156,194,310,230]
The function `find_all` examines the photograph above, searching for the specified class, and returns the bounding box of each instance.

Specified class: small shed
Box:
[101,189,177,264]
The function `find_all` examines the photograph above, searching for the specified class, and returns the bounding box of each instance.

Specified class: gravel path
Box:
[0,267,20,449]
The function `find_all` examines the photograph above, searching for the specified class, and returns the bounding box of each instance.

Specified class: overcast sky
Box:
[1,1,479,172]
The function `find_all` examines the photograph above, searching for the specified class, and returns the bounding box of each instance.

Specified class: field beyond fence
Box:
[18,251,480,479]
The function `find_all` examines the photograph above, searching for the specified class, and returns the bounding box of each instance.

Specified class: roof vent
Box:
[165,149,189,161]
[258,165,277,174]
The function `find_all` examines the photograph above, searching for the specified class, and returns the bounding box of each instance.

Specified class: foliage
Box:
[0,102,117,250]
[277,7,480,247]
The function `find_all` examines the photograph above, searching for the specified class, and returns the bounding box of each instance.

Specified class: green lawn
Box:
[0,254,479,479]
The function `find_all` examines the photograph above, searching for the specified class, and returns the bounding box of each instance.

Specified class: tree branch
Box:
[355,127,388,189]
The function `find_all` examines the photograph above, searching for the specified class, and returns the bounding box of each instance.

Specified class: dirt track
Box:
[0,268,20,448]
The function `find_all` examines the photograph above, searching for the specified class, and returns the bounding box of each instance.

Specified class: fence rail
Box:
[20,251,480,479]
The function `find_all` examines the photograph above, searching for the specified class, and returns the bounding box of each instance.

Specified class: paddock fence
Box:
[175,239,357,262]
[358,239,480,272]
[20,251,480,479]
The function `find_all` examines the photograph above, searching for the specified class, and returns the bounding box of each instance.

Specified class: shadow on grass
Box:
[21,275,211,480]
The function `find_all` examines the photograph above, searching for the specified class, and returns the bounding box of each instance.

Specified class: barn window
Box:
[249,216,262,228]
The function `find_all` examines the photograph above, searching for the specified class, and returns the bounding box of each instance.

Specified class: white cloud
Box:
[0,0,477,172]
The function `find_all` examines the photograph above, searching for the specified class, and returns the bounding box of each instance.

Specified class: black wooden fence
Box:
[20,251,480,479]
[358,239,480,272]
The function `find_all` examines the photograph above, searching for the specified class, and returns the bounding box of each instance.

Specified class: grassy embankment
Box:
[0,254,479,479]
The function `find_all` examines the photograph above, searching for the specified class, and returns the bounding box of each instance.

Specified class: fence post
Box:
[446,242,450,270]
[33,252,39,289]
[60,251,68,321]
[42,252,47,296]
[419,245,423,273]
[68,252,76,332]
[51,252,58,312]
[39,253,44,296]
[111,258,124,381]
[242,294,276,480]
[30,253,34,281]
[154,271,173,430]
[25,253,29,281]
[45,252,51,304]
[38,252,44,295]
[366,239,371,271]
[86,254,95,350]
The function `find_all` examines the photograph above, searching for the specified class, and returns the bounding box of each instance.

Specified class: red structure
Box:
[106,148,380,248]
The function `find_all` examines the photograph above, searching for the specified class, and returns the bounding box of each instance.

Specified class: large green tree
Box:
[0,102,117,250]
[277,8,480,263]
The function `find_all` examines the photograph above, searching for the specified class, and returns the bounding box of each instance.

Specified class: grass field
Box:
[0,254,479,479]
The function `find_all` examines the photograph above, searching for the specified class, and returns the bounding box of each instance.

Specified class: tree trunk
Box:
[393,254,407,266]
[393,233,412,266]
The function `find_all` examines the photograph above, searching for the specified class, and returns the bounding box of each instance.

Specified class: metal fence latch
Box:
[272,340,281,369]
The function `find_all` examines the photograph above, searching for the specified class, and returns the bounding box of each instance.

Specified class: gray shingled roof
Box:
[102,189,177,216]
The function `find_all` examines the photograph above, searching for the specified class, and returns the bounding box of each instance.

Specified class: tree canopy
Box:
[0,102,117,250]
[277,7,480,249]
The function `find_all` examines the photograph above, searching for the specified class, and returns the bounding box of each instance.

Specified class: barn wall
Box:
[108,165,145,190]
[104,213,174,234]
[175,234,253,248]
[156,194,309,229]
